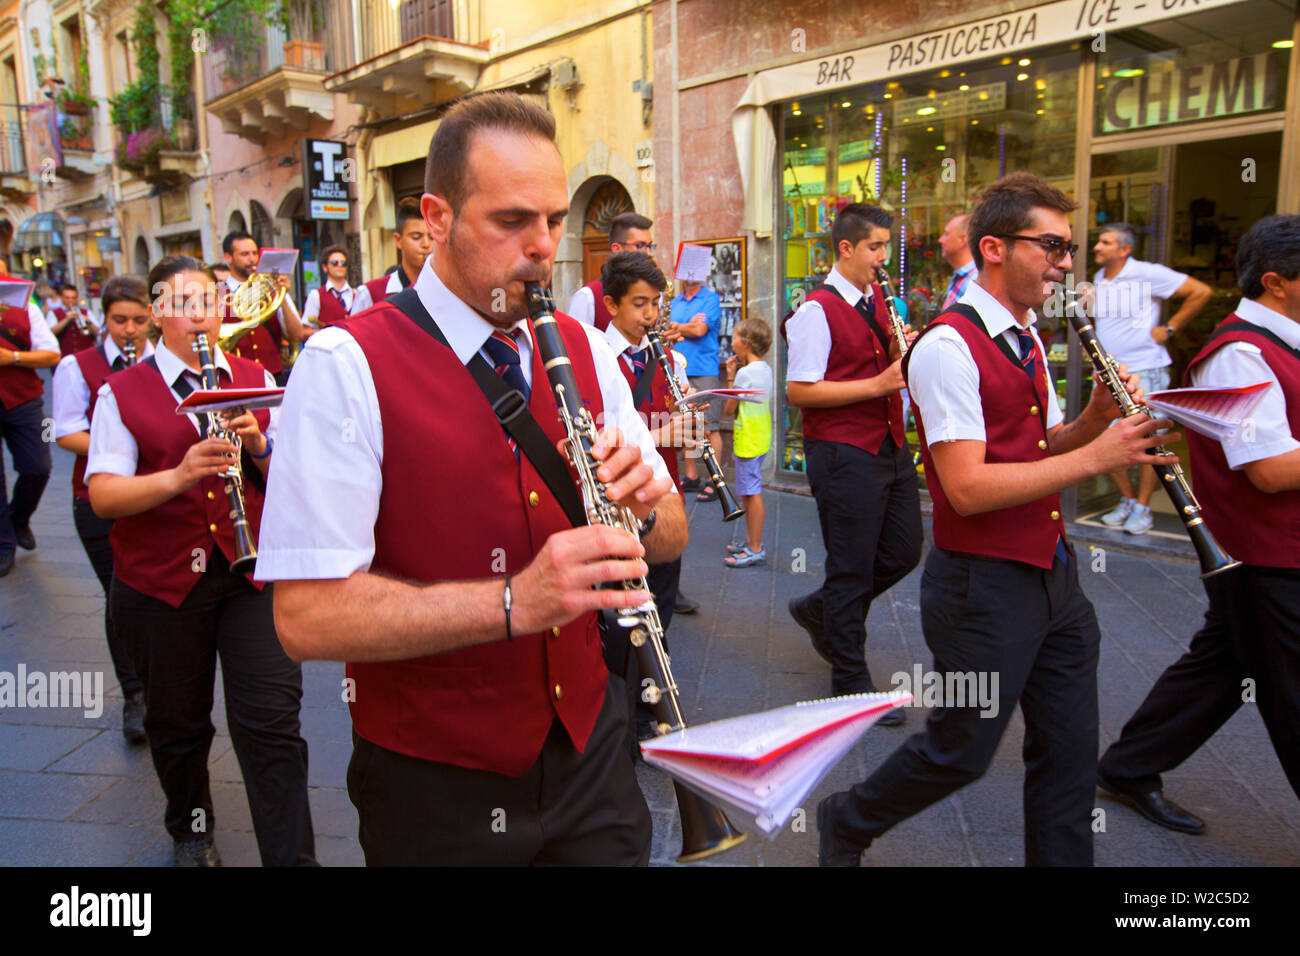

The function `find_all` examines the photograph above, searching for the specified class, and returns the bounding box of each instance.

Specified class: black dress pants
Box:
[828,546,1101,865]
[0,397,51,553]
[71,496,140,698]
[803,436,923,693]
[347,674,652,866]
[112,552,315,866]
[1100,565,1300,798]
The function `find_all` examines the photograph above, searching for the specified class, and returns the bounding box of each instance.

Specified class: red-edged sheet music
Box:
[175,387,285,415]
[673,388,764,408]
[1145,383,1272,441]
[640,691,910,834]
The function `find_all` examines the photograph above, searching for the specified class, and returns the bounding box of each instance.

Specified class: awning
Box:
[13,211,65,251]
[371,117,441,169]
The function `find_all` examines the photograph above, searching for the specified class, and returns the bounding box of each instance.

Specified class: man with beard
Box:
[255,92,686,865]
[220,230,308,385]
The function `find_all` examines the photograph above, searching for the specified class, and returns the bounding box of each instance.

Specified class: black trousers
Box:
[1100,565,1300,799]
[71,496,140,698]
[803,436,923,693]
[112,552,315,866]
[828,547,1101,865]
[347,674,652,866]
[0,397,51,553]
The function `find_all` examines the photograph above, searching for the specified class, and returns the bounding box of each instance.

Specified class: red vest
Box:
[70,345,115,501]
[616,340,681,490]
[52,306,98,356]
[904,307,1065,568]
[363,275,394,309]
[585,279,613,332]
[316,285,349,327]
[797,285,905,454]
[1184,315,1300,569]
[106,355,270,607]
[0,306,44,409]
[338,304,609,776]
[220,284,284,374]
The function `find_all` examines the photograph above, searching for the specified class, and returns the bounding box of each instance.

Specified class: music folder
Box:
[256,248,299,276]
[0,278,35,309]
[1144,383,1272,442]
[175,387,285,415]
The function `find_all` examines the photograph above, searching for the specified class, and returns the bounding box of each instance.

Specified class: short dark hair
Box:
[58,283,78,295]
[100,275,150,314]
[210,261,229,273]
[1236,214,1300,299]
[222,230,255,255]
[320,244,348,268]
[424,92,556,210]
[968,172,1077,269]
[831,203,893,254]
[148,255,213,293]
[601,251,666,303]
[610,212,653,246]
[395,197,423,233]
[733,318,772,358]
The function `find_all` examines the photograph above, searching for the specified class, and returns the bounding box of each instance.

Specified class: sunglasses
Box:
[327,259,347,266]
[995,234,1079,264]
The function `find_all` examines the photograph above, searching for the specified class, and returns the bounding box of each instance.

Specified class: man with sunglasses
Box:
[817,172,1175,867]
[567,211,654,331]
[302,245,355,330]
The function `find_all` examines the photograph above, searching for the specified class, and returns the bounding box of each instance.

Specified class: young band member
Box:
[301,244,354,330]
[568,212,655,330]
[53,275,155,740]
[783,203,921,719]
[258,92,685,865]
[220,230,307,384]
[47,283,100,357]
[86,256,315,867]
[1098,213,1300,829]
[0,283,60,575]
[349,196,432,313]
[817,172,1173,867]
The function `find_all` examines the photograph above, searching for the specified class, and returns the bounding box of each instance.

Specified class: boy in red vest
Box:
[52,275,154,740]
[46,283,100,357]
[568,211,654,331]
[1099,213,1300,830]
[784,202,921,719]
[818,172,1173,867]
[257,92,686,865]
[349,197,432,313]
[301,244,354,329]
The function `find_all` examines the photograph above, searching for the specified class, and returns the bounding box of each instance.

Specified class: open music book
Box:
[673,387,764,408]
[1145,383,1272,442]
[0,278,35,309]
[641,691,910,834]
[175,387,285,415]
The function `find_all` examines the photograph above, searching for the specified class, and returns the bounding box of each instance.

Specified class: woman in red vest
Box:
[86,255,315,867]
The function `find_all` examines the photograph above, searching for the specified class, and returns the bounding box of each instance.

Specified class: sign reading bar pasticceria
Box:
[304,139,351,221]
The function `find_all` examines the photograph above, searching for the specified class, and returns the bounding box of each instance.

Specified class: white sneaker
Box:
[1123,506,1154,535]
[1101,498,1135,526]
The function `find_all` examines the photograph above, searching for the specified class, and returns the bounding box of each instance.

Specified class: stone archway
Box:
[559,142,645,302]
[578,179,635,285]
[133,236,150,276]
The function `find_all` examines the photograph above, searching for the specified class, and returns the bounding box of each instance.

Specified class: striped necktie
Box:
[625,346,650,382]
[481,329,529,454]
[1012,325,1043,394]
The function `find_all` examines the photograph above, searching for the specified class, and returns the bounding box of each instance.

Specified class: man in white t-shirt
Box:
[1091,223,1211,534]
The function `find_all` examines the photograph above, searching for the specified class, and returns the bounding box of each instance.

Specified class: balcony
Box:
[202,20,335,144]
[324,0,489,116]
[0,119,33,198]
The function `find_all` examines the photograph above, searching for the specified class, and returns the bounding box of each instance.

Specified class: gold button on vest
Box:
[551,626,561,638]
[528,491,540,507]
[1050,510,1060,521]
[1030,405,1039,415]
[553,684,562,700]
[207,491,215,500]
[209,523,218,533]
[1038,439,1048,450]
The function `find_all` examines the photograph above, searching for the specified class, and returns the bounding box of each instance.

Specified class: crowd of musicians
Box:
[0,92,1295,867]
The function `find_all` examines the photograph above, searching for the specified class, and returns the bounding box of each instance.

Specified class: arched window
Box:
[133,236,150,276]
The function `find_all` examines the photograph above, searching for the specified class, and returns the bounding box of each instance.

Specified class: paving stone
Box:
[0,723,99,771]
[0,819,160,866]
[0,769,117,820]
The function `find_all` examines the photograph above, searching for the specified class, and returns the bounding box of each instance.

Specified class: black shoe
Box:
[873,701,906,728]
[0,550,13,577]
[173,836,222,867]
[122,693,147,744]
[680,477,702,493]
[636,713,660,742]
[673,593,700,615]
[817,796,864,867]
[13,526,34,551]
[789,595,832,664]
[1097,770,1206,835]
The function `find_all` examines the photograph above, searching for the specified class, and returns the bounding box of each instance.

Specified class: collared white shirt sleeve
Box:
[784,299,832,383]
[302,288,322,323]
[567,285,596,327]
[349,284,372,315]
[52,355,92,438]
[26,309,60,352]
[581,324,673,487]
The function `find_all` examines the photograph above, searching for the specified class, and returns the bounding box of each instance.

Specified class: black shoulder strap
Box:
[1206,318,1300,362]
[629,356,657,412]
[818,281,892,354]
[945,303,1022,368]
[386,288,586,528]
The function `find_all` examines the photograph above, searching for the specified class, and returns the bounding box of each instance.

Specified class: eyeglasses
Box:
[327,259,347,266]
[626,242,657,253]
[995,234,1078,264]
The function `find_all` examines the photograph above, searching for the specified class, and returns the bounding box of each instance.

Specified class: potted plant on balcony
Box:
[282,0,325,70]
[115,127,172,176]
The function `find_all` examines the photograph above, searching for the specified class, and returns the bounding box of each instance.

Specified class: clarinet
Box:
[874,266,909,356]
[122,338,138,366]
[192,332,258,574]
[526,281,746,862]
[1063,291,1238,578]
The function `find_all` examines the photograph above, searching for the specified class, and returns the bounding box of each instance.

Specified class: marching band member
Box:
[258,92,684,865]
[52,275,155,741]
[86,256,314,867]
[818,172,1172,867]
[1099,213,1300,828]
[220,230,308,384]
[349,196,432,313]
[47,283,100,357]
[568,212,654,330]
[301,244,355,330]
[783,202,920,719]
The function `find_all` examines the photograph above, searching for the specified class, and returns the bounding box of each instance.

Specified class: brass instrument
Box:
[527,281,747,862]
[75,302,96,339]
[874,266,909,356]
[654,280,744,522]
[1063,290,1238,578]
[218,272,287,354]
[192,332,258,574]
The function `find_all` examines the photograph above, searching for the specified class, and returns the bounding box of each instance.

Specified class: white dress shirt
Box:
[348,271,404,315]
[906,279,1065,446]
[1092,257,1188,372]
[45,305,100,333]
[601,322,689,392]
[303,282,355,324]
[53,337,156,439]
[255,257,673,582]
[85,340,278,479]
[567,284,597,327]
[1189,297,1300,469]
[16,304,60,352]
[785,265,877,383]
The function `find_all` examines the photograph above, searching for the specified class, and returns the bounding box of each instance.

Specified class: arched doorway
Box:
[133,236,150,276]
[227,209,248,237]
[249,201,273,250]
[581,179,634,285]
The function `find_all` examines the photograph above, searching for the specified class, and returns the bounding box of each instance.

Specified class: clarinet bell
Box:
[715,476,745,522]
